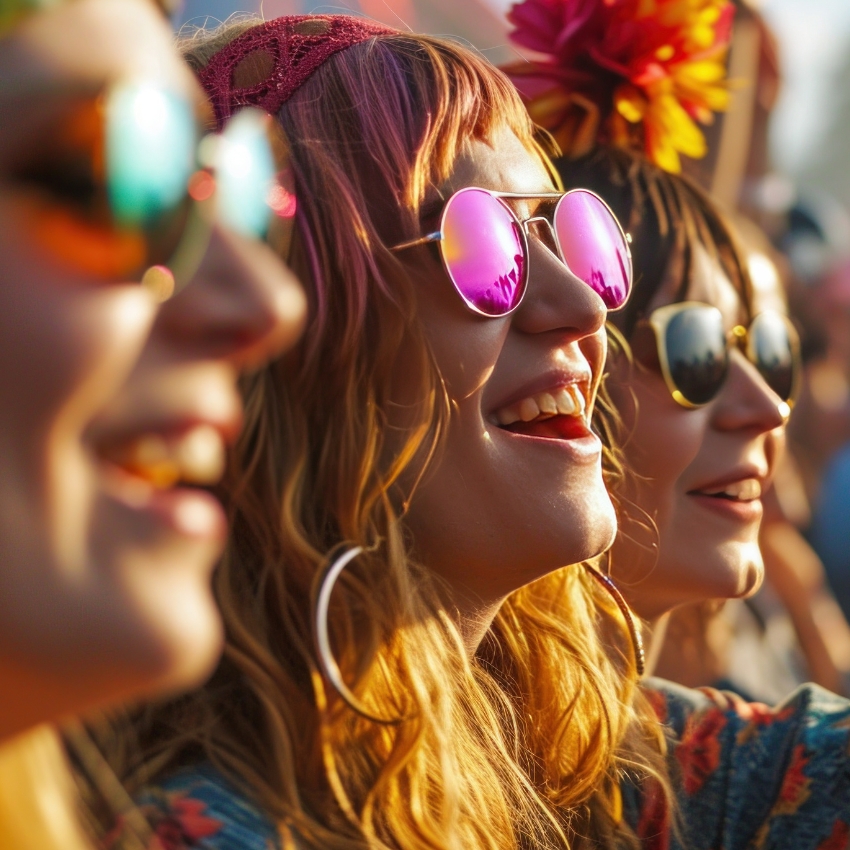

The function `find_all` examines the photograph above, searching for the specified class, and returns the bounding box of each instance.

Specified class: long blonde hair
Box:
[113,23,670,849]
[0,727,91,850]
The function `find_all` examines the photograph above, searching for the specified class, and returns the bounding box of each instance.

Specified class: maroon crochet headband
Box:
[197,14,399,127]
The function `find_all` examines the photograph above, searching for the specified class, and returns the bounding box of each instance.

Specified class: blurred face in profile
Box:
[0,0,304,739]
[607,244,787,619]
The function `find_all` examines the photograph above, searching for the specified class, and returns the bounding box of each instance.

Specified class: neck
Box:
[445,585,508,655]
[642,611,670,677]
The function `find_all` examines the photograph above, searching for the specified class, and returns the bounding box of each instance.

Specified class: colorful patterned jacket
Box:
[109,679,850,850]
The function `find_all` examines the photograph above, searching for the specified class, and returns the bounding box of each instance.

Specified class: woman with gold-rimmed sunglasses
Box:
[557,145,794,625]
[503,0,798,625]
[499,0,850,842]
[0,0,304,846]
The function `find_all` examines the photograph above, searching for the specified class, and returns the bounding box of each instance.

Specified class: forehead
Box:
[649,241,744,326]
[0,0,201,138]
[748,250,787,315]
[438,125,555,198]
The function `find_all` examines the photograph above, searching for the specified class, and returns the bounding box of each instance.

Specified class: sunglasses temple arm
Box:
[391,231,442,253]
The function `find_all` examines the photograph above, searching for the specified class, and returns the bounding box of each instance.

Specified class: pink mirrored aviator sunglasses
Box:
[392,187,633,318]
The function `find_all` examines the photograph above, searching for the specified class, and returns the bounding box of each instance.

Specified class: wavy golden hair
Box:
[109,22,670,850]
[0,727,91,850]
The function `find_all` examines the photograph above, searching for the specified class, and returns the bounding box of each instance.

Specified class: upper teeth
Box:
[495,385,586,426]
[708,479,762,500]
[106,425,226,489]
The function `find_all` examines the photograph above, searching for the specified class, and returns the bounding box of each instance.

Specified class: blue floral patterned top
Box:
[109,679,850,849]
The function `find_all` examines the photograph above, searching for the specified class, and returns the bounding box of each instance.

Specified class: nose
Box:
[154,224,306,369]
[510,232,607,341]
[711,348,789,434]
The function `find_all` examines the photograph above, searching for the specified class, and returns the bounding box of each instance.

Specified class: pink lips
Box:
[94,402,241,543]
[687,469,767,524]
[688,492,763,523]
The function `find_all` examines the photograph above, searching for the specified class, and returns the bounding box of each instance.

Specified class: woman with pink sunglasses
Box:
[102,14,670,850]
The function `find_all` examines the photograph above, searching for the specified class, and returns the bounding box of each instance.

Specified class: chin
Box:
[117,562,226,694]
[572,488,618,562]
[678,550,765,610]
[728,550,764,599]
[537,484,617,577]
[620,541,766,620]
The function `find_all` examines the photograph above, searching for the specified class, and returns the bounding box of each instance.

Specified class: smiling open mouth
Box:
[99,425,226,489]
[493,385,591,440]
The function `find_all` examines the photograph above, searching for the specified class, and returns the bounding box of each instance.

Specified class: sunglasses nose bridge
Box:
[521,215,564,266]
[729,324,748,353]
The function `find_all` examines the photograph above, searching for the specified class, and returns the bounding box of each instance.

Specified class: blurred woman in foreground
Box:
[0,0,304,845]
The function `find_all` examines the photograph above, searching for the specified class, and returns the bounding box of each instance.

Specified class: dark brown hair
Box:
[556,145,753,338]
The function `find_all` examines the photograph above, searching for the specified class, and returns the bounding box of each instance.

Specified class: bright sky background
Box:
[760,0,850,175]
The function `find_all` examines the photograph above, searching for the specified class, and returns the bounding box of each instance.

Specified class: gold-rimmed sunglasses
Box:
[633,301,801,414]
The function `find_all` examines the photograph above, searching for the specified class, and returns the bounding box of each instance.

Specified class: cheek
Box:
[611,367,707,516]
[0,270,155,493]
[580,331,607,399]
[412,266,509,403]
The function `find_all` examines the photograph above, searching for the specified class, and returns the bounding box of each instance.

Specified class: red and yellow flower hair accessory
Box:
[502,0,735,174]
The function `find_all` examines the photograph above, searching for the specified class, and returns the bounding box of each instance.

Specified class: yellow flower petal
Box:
[675,58,727,84]
[653,95,707,158]
[614,85,647,123]
[648,129,682,173]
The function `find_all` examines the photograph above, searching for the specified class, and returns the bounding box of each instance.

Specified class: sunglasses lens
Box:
[664,306,728,405]
[749,312,797,402]
[24,84,197,286]
[106,82,196,268]
[214,108,277,240]
[553,190,631,309]
[441,188,526,316]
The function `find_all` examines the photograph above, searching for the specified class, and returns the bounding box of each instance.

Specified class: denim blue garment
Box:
[810,442,850,623]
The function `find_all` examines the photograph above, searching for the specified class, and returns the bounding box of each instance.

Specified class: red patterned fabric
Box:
[197,15,398,128]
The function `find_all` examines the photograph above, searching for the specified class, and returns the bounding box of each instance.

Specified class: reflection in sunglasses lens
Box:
[750,312,795,402]
[106,83,196,226]
[554,191,631,309]
[214,109,277,240]
[443,189,526,316]
[666,308,728,406]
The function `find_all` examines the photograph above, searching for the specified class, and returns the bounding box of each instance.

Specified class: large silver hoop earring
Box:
[583,563,646,677]
[311,545,410,725]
